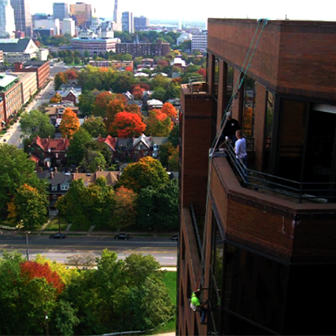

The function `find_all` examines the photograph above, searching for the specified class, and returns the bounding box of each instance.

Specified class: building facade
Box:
[53,2,69,20]
[69,2,92,28]
[14,71,36,103]
[116,42,170,57]
[0,73,22,125]
[178,19,336,336]
[70,37,120,56]
[14,60,50,88]
[134,16,149,31]
[33,18,60,35]
[0,38,39,62]
[10,0,32,37]
[0,0,16,38]
[60,18,75,36]
[191,31,207,53]
[122,11,134,34]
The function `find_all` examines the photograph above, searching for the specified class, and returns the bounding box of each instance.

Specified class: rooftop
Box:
[0,73,18,90]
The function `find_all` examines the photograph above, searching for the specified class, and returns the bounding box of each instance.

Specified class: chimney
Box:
[50,172,54,179]
[54,167,57,173]
[75,167,79,173]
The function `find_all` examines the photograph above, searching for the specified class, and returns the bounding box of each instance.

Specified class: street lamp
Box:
[25,231,31,261]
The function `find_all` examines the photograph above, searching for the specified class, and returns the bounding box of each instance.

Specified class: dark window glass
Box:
[242,76,255,137]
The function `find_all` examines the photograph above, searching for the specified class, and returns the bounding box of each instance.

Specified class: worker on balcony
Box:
[223,111,240,144]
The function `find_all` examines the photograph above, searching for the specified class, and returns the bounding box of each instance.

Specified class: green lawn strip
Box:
[44,217,68,231]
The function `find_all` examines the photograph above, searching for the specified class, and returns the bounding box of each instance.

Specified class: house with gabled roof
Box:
[37,169,72,207]
[29,136,70,168]
[97,135,117,152]
[72,170,119,187]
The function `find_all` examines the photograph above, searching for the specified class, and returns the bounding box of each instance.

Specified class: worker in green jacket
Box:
[190,289,208,324]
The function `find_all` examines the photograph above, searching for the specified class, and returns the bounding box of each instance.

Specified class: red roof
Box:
[30,154,40,162]
[97,135,116,151]
[33,136,69,151]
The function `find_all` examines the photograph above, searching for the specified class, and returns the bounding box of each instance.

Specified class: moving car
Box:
[50,232,67,239]
[171,235,178,241]
[114,233,130,240]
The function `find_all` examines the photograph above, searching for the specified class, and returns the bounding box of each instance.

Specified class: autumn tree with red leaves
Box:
[20,261,65,294]
[54,72,67,90]
[145,109,172,137]
[161,102,177,118]
[197,68,206,79]
[65,69,78,80]
[50,93,62,104]
[92,91,114,117]
[110,186,137,229]
[59,108,80,138]
[111,112,146,138]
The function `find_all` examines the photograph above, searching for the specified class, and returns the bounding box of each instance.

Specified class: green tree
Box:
[80,149,107,173]
[78,91,96,116]
[20,109,55,138]
[0,144,47,219]
[67,128,92,165]
[136,179,178,231]
[8,183,48,230]
[159,141,175,167]
[117,156,169,193]
[81,116,108,138]
[168,124,179,147]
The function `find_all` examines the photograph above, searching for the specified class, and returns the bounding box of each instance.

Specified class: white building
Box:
[191,32,207,53]
[177,33,192,45]
[0,0,16,38]
[60,18,75,36]
[37,48,49,61]
[0,38,39,62]
[33,18,60,35]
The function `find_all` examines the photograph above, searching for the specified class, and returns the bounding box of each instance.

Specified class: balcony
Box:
[217,140,336,204]
[181,82,209,95]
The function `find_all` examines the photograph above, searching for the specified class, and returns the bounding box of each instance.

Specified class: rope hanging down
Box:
[197,18,268,291]
[210,18,268,157]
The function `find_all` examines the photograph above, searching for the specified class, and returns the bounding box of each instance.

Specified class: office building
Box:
[0,0,16,38]
[116,41,170,57]
[134,16,149,31]
[53,2,69,20]
[14,60,50,88]
[10,0,32,37]
[70,36,120,56]
[191,31,207,53]
[60,18,75,36]
[122,11,134,34]
[33,18,60,35]
[178,18,336,335]
[70,2,92,28]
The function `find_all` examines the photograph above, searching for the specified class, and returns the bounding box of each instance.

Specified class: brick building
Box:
[29,136,70,168]
[0,73,23,127]
[14,60,50,89]
[178,19,336,335]
[14,71,37,104]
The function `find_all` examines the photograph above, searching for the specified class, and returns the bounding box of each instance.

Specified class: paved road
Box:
[0,235,178,265]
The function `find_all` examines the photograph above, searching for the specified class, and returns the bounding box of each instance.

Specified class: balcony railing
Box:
[216,140,336,203]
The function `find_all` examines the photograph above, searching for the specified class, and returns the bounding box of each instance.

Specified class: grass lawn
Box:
[147,271,177,335]
[45,216,68,231]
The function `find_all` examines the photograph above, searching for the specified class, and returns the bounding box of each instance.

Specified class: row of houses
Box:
[29,134,168,168]
[0,60,50,127]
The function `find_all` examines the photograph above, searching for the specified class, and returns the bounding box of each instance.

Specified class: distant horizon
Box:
[29,0,336,23]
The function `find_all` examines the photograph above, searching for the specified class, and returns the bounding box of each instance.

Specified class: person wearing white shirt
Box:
[235,130,248,180]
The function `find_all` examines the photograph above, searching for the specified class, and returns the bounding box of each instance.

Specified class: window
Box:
[51,185,57,191]
[241,76,256,137]
[61,184,69,191]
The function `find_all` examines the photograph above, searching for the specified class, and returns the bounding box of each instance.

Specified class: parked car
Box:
[50,232,67,239]
[171,235,178,241]
[114,233,130,240]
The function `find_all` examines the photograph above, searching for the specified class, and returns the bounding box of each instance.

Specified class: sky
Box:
[29,0,336,23]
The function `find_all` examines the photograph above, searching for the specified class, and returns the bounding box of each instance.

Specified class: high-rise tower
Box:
[0,0,16,38]
[113,0,119,23]
[10,0,32,36]
[53,2,69,21]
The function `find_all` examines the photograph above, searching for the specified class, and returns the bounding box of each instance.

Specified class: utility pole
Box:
[25,231,30,261]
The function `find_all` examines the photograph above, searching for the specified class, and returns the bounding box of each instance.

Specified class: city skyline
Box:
[29,0,336,23]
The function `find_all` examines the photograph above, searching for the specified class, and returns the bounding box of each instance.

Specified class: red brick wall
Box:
[180,92,214,215]
[208,19,336,101]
